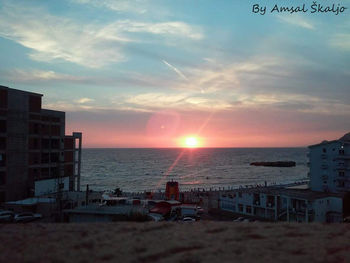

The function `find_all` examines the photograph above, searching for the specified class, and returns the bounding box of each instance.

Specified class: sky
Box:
[0,0,349,148]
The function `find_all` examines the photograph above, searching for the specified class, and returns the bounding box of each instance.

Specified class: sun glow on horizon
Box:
[178,136,203,148]
[185,137,198,147]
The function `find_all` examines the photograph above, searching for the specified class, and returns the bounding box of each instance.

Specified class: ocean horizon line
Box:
[82,146,308,150]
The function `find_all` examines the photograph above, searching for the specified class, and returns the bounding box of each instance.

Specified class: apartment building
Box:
[0,85,82,203]
[308,133,350,193]
[219,132,350,223]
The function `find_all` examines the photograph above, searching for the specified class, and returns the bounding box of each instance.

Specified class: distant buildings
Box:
[219,132,350,223]
[0,85,82,203]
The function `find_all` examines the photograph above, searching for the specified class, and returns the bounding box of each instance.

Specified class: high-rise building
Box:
[308,133,350,193]
[0,85,82,203]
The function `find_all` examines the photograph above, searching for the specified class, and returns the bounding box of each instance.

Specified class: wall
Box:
[35,177,69,196]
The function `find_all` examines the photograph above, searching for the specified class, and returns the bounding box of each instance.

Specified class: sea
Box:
[80,148,309,193]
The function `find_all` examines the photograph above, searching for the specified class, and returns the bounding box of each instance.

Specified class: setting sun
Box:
[185,136,199,148]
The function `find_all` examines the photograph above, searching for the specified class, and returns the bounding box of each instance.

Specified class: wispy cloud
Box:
[76,98,94,104]
[162,60,188,81]
[0,2,203,68]
[124,92,232,111]
[172,56,287,94]
[277,15,315,30]
[73,0,148,14]
[0,69,88,83]
[331,33,350,50]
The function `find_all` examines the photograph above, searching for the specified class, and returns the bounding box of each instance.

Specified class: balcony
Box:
[334,154,350,160]
[336,163,349,170]
[253,200,261,206]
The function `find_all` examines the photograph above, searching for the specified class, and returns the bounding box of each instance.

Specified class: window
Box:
[41,139,50,149]
[29,95,41,113]
[246,206,252,214]
[339,171,345,177]
[238,192,242,198]
[50,152,59,162]
[51,125,61,136]
[0,137,6,150]
[0,89,8,108]
[238,204,243,212]
[29,153,40,165]
[51,139,60,149]
[339,149,345,155]
[0,120,6,133]
[64,138,74,149]
[50,167,59,177]
[323,148,327,153]
[29,122,40,135]
[41,153,49,163]
[338,181,345,187]
[0,154,6,167]
[29,138,40,150]
[64,165,74,177]
[0,172,6,185]
[0,191,5,203]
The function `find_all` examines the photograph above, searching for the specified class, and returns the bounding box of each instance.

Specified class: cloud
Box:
[162,60,188,81]
[0,69,88,83]
[331,33,350,50]
[108,20,203,40]
[0,2,203,68]
[171,56,288,94]
[277,15,315,30]
[0,4,125,68]
[76,98,94,104]
[124,92,232,111]
[73,0,148,14]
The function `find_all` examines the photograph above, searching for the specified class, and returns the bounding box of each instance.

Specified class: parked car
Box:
[233,217,245,222]
[196,206,204,214]
[0,210,15,223]
[182,217,196,222]
[14,212,42,223]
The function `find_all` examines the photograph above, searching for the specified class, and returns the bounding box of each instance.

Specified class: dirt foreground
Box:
[0,222,349,263]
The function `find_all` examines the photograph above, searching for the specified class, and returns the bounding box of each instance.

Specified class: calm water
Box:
[81,148,309,192]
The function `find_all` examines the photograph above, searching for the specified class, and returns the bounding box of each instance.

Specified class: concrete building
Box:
[0,85,82,203]
[220,185,343,223]
[308,133,350,193]
[220,132,350,223]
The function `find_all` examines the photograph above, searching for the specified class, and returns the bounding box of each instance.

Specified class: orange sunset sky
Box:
[1,1,349,148]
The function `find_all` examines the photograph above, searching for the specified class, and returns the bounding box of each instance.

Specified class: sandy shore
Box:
[0,222,349,263]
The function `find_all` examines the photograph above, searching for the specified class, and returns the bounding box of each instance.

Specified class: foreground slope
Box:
[0,222,349,263]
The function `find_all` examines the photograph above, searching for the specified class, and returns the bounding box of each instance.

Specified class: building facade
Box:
[220,132,350,223]
[0,85,82,203]
[308,133,350,193]
[220,186,343,223]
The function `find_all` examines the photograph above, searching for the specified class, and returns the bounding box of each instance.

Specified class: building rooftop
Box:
[277,188,344,201]
[309,132,350,148]
[0,85,43,97]
[6,197,56,205]
[64,204,147,215]
[224,184,343,201]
